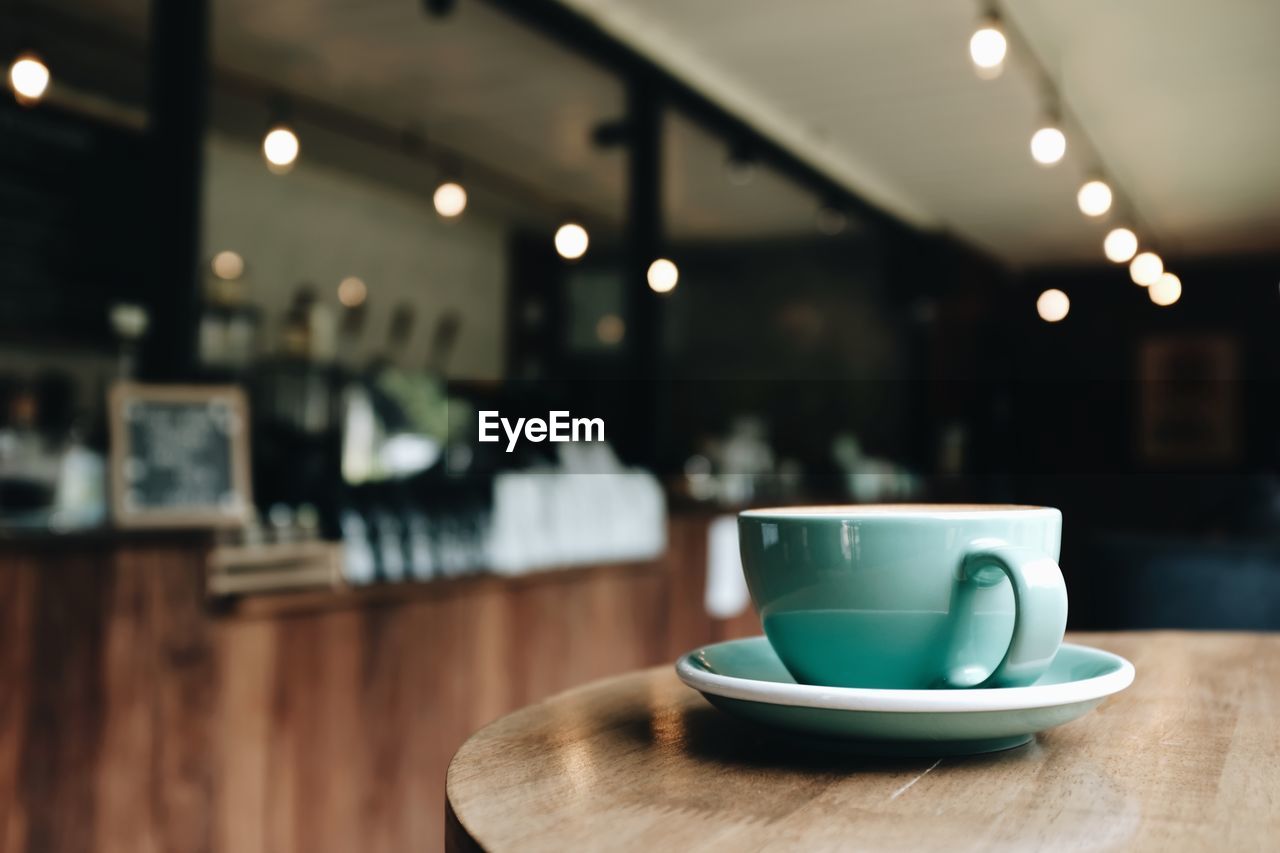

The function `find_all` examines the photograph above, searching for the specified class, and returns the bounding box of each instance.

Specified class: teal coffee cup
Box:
[738,505,1068,689]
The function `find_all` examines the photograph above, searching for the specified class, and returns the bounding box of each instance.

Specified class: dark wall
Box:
[998,254,1280,530]
[989,254,1280,629]
[657,235,909,472]
[0,101,148,350]
[502,225,1011,481]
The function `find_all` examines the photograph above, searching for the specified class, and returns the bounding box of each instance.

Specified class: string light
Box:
[1077,180,1113,217]
[211,250,244,280]
[595,314,625,345]
[554,222,589,260]
[1037,289,1070,323]
[963,5,1149,268]
[1103,228,1138,263]
[1030,125,1066,166]
[1149,272,1181,306]
[1129,251,1163,286]
[262,125,299,173]
[8,53,50,105]
[337,276,368,307]
[433,181,467,218]
[969,16,1007,79]
[647,259,678,294]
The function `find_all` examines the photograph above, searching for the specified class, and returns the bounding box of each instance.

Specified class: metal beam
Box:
[478,0,914,239]
[141,0,209,379]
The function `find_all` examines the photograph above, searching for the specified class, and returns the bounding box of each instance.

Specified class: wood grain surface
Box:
[0,514,754,853]
[446,632,1280,852]
[0,536,215,853]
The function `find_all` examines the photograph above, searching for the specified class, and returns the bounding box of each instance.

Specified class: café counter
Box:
[0,514,753,853]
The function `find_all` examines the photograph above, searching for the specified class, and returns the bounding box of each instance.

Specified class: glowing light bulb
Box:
[1103,228,1138,264]
[433,182,467,218]
[337,276,367,308]
[211,250,244,280]
[1030,126,1066,166]
[9,53,50,104]
[1149,272,1181,306]
[554,222,589,260]
[1129,251,1163,286]
[595,314,625,345]
[1036,289,1069,323]
[1077,180,1112,217]
[262,126,299,172]
[647,258,678,294]
[969,22,1007,78]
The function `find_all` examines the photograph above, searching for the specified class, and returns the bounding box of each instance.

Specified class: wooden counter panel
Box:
[212,559,674,853]
[0,541,212,853]
[0,515,752,853]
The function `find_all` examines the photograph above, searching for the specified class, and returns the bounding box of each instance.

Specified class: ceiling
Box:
[556,0,1280,265]
[29,0,825,241]
[209,0,634,227]
[26,0,1280,261]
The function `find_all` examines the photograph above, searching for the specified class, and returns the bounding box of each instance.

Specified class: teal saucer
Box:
[676,638,1134,756]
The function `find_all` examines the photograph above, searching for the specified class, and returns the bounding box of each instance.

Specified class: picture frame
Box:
[107,382,253,528]
[1137,335,1239,466]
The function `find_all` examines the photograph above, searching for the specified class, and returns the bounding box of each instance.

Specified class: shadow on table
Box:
[617,701,1045,775]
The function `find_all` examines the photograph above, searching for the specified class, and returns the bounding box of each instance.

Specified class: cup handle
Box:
[962,537,1068,688]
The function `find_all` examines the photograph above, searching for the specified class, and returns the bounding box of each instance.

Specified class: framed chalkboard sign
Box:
[108,383,253,528]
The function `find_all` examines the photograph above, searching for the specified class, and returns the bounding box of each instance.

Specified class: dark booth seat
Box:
[1077,533,1280,630]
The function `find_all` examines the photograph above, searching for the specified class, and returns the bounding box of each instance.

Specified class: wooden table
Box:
[446,632,1280,851]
